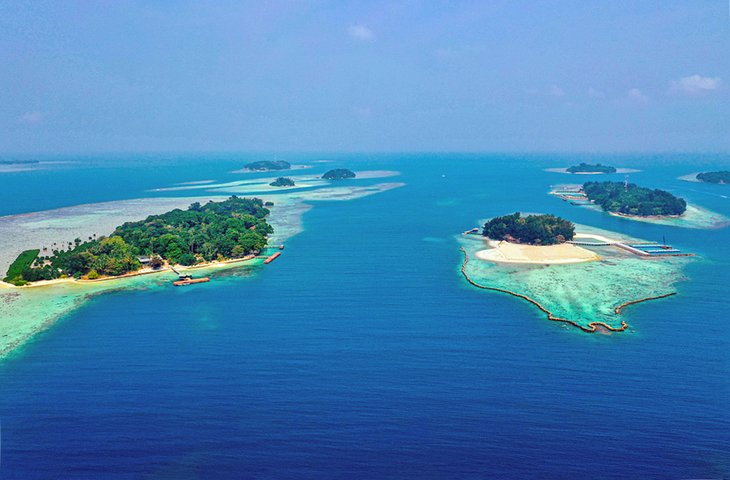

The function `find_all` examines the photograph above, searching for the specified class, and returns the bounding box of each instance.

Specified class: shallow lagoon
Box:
[459,224,691,330]
[0,180,404,358]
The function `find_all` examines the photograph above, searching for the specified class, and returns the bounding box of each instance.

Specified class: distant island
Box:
[566,163,616,174]
[244,160,291,171]
[269,177,295,187]
[583,181,686,217]
[0,159,40,165]
[4,197,272,286]
[322,168,356,180]
[483,213,575,245]
[696,171,730,184]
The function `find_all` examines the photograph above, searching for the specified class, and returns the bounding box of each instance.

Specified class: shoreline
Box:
[0,180,406,360]
[475,238,601,265]
[0,254,259,290]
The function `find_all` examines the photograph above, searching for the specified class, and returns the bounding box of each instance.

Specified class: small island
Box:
[0,159,40,165]
[477,214,596,264]
[696,171,730,184]
[269,177,295,187]
[322,168,356,180]
[243,160,291,171]
[483,213,575,245]
[583,181,686,217]
[566,162,616,174]
[4,196,272,286]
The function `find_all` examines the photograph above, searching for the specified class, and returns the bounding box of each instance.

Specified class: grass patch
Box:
[3,249,40,285]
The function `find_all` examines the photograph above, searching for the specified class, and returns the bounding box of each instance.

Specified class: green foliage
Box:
[4,249,40,285]
[482,213,574,245]
[583,181,686,216]
[270,177,295,187]
[20,197,272,283]
[567,162,616,173]
[244,160,291,171]
[322,168,356,180]
[696,171,730,184]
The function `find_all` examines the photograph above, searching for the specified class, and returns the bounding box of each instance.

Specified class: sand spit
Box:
[476,240,600,264]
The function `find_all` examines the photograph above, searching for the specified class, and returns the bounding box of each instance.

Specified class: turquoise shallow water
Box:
[1,153,729,478]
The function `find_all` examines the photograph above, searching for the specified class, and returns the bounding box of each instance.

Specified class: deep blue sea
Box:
[1,153,729,479]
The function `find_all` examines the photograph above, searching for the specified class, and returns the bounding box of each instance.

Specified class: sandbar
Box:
[476,240,600,264]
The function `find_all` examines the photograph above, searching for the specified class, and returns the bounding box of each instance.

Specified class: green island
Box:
[6,196,272,286]
[696,171,730,184]
[322,168,356,180]
[566,162,616,174]
[583,181,686,216]
[244,160,291,171]
[482,213,575,245]
[269,177,296,187]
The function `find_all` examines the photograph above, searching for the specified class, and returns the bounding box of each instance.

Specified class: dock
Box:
[264,252,281,264]
[173,276,210,286]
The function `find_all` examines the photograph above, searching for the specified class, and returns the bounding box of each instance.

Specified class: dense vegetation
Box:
[482,213,575,245]
[322,168,356,180]
[13,197,272,283]
[270,177,295,187]
[696,171,730,184]
[566,162,616,174]
[3,249,40,286]
[582,181,686,216]
[244,160,291,171]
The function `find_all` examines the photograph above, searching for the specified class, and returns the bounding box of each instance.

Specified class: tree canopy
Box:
[696,171,730,184]
[270,177,295,187]
[582,181,686,216]
[322,168,356,180]
[566,162,616,174]
[244,160,291,171]
[482,213,575,245]
[15,196,273,283]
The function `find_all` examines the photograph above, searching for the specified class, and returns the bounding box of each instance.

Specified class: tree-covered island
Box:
[4,197,272,286]
[269,177,295,187]
[696,171,730,184]
[244,160,291,171]
[322,168,356,180]
[582,181,686,216]
[482,213,575,245]
[566,162,616,174]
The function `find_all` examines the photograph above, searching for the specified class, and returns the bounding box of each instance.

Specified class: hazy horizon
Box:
[2,1,728,154]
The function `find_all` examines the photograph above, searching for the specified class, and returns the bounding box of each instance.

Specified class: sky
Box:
[1,0,728,154]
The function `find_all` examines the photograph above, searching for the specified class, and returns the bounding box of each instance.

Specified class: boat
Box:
[264,252,281,264]
[279,244,285,250]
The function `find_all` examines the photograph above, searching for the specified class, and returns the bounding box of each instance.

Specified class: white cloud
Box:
[670,74,722,95]
[588,87,605,98]
[628,88,649,104]
[17,111,45,124]
[348,25,374,41]
[549,85,565,97]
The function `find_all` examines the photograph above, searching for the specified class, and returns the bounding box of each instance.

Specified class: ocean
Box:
[1,153,728,479]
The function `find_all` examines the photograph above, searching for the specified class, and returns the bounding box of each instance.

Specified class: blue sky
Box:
[1,1,728,153]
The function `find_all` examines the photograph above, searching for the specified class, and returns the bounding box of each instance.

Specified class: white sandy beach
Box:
[476,239,600,264]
